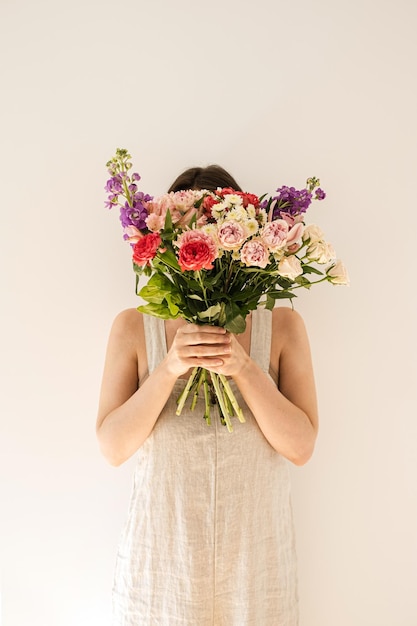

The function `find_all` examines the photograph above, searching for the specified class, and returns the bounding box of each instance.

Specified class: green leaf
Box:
[267,290,297,300]
[302,264,324,276]
[158,247,181,271]
[197,303,222,321]
[224,302,246,334]
[139,284,167,304]
[265,295,275,310]
[138,272,174,304]
[164,209,173,232]
[137,303,174,319]
[295,276,312,289]
[225,314,246,334]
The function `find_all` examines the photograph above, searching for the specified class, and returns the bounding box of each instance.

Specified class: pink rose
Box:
[278,255,303,280]
[261,219,289,252]
[177,230,218,271]
[217,220,248,249]
[240,238,270,268]
[132,232,162,266]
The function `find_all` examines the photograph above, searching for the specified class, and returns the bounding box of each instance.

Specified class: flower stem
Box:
[219,374,245,423]
[202,370,211,425]
[176,367,199,416]
[211,373,233,432]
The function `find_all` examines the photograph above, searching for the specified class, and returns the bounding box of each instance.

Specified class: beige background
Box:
[1,0,416,624]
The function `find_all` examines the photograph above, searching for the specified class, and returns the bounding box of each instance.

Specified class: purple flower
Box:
[119,200,149,230]
[270,186,312,220]
[104,194,119,209]
[315,188,326,200]
[132,172,141,181]
[105,176,123,194]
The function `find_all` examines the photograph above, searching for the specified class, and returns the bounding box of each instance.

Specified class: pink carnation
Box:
[240,238,270,268]
[145,213,165,232]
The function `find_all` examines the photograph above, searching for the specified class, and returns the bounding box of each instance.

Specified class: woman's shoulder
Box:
[272,305,305,324]
[109,308,145,342]
[271,306,308,340]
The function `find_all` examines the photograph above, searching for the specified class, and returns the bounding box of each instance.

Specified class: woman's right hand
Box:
[165,323,232,377]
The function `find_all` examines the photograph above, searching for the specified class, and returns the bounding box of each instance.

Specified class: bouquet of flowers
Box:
[105,148,348,431]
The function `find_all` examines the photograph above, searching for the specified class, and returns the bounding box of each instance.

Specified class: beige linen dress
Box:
[112,308,298,625]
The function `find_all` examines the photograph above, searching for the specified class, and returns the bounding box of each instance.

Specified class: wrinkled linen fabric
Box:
[112,308,299,625]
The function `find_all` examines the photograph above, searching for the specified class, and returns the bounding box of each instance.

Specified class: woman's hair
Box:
[168,164,242,193]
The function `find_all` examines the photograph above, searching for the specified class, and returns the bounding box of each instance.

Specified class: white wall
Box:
[1,0,416,624]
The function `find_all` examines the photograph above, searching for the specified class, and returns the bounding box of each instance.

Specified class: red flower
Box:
[177,230,217,271]
[240,192,260,208]
[217,187,236,196]
[132,232,161,266]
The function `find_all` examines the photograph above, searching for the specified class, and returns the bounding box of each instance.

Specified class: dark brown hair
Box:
[167,164,242,193]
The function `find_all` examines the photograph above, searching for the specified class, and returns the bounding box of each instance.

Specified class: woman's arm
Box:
[96,310,232,466]
[210,308,319,465]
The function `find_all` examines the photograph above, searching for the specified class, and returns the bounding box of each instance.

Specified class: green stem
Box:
[219,375,245,423]
[191,368,205,411]
[211,373,233,433]
[202,370,211,425]
[176,367,199,416]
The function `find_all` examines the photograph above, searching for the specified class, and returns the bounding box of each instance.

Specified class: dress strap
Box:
[250,307,272,373]
[142,314,167,374]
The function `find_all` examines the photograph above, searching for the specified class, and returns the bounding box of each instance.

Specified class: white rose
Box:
[327,260,350,285]
[303,224,325,243]
[306,240,336,264]
[278,255,303,280]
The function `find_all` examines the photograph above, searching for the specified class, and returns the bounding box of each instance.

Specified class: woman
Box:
[96,165,319,625]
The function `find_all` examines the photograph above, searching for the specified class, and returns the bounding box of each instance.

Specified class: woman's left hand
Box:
[204,332,250,378]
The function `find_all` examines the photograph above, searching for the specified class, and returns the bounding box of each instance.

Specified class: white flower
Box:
[278,255,303,280]
[212,202,227,220]
[257,209,268,226]
[224,194,243,207]
[327,260,350,285]
[245,218,259,236]
[226,206,247,222]
[306,240,336,264]
[201,223,219,244]
[303,224,325,243]
[246,204,256,218]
